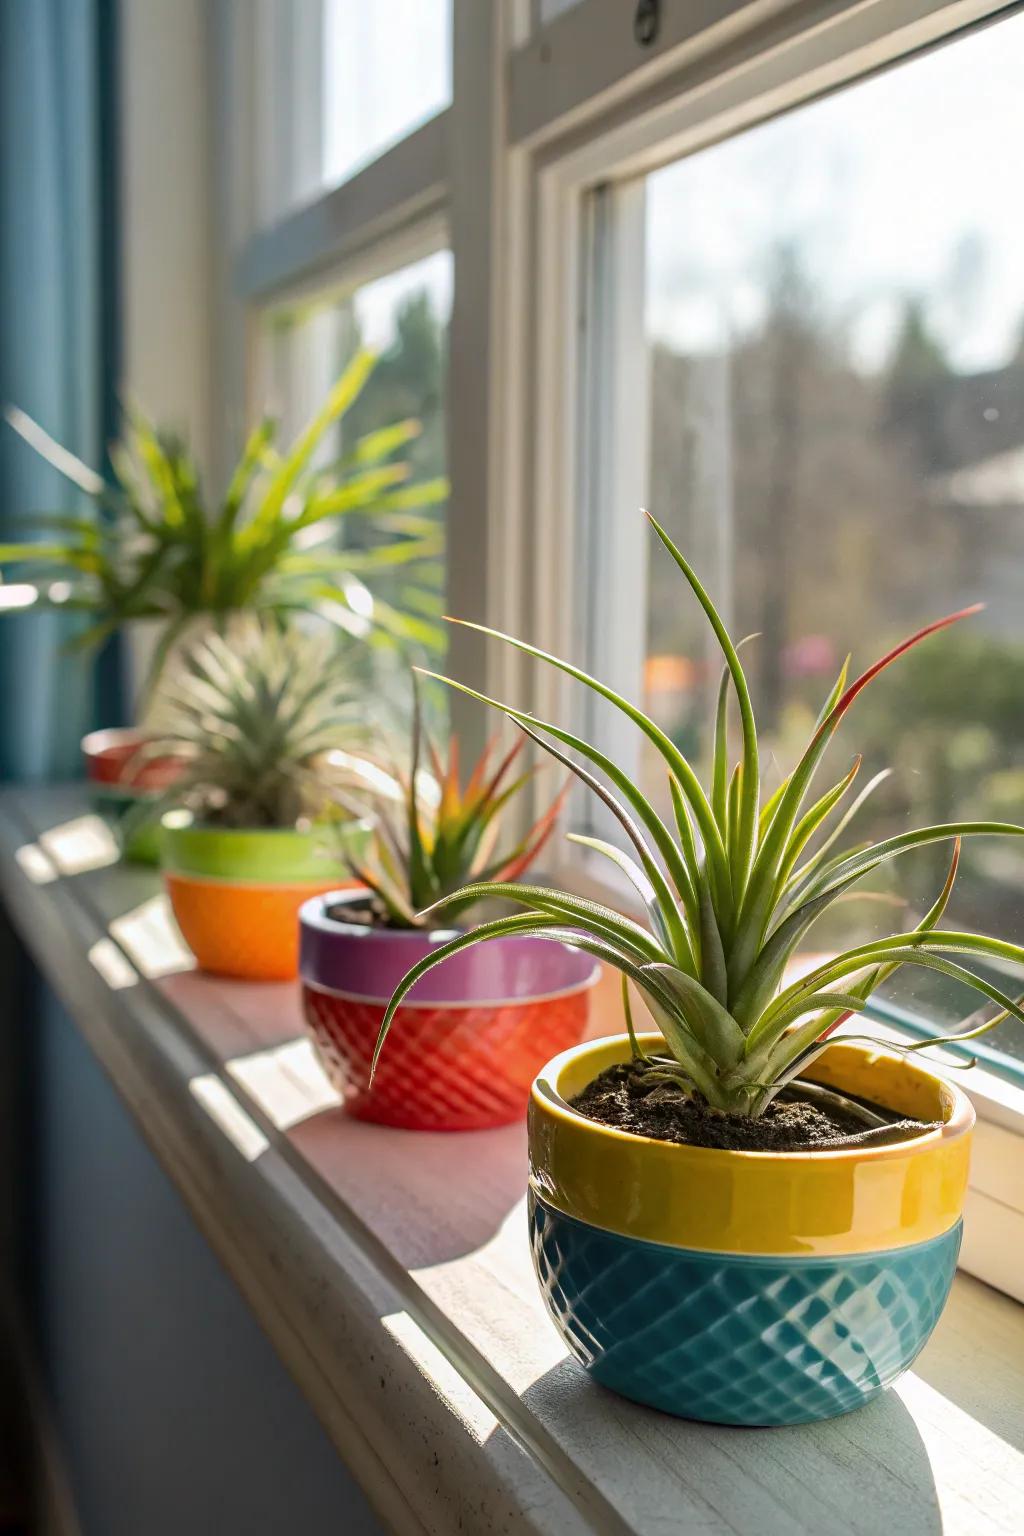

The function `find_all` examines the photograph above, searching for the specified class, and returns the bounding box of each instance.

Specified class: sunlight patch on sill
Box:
[189,1074,269,1162]
[15,842,58,884]
[381,1310,498,1443]
[896,1370,1024,1465]
[0,583,39,610]
[38,815,120,875]
[227,1038,341,1132]
[411,1201,574,1399]
[87,937,139,991]
[108,895,194,979]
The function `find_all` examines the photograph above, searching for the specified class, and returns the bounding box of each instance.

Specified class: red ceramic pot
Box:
[299,890,598,1131]
[82,727,184,794]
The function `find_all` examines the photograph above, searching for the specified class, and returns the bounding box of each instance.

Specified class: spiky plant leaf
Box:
[143,618,368,828]
[347,681,567,929]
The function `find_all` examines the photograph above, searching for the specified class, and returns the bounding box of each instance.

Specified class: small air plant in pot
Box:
[376,514,1024,1425]
[147,619,371,981]
[299,686,596,1130]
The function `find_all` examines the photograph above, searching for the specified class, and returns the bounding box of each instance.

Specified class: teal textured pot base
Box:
[530,1195,961,1426]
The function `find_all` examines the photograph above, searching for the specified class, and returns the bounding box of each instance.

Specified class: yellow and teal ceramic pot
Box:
[160,810,369,981]
[529,1033,973,1426]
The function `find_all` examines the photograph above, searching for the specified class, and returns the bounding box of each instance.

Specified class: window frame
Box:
[212,0,1024,1299]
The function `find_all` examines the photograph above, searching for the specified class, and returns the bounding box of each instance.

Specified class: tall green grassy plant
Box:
[1,350,446,705]
[373,514,1024,1113]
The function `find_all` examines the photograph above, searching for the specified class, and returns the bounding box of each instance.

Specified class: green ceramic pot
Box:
[160,808,369,882]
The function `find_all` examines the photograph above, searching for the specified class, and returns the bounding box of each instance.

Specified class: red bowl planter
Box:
[82,728,184,794]
[299,891,598,1131]
[303,984,594,1130]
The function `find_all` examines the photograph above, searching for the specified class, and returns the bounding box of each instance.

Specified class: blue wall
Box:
[27,981,382,1536]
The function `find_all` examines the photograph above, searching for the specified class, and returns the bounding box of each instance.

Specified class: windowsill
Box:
[2,784,1022,1536]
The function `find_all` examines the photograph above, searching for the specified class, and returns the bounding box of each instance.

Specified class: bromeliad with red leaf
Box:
[374,514,1024,1115]
[297,681,590,1131]
[345,679,567,928]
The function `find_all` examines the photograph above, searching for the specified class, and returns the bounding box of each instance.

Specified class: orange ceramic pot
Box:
[161,813,367,982]
[299,890,599,1129]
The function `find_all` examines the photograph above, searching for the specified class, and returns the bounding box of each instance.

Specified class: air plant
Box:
[142,619,368,830]
[373,513,1024,1114]
[0,350,447,704]
[344,682,568,928]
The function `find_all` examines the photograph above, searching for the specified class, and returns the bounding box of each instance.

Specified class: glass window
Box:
[322,0,451,189]
[600,15,1024,1070]
[538,0,586,22]
[262,251,452,702]
[255,0,451,220]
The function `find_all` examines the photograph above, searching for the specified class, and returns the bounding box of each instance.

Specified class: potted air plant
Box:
[375,512,1024,1426]
[299,686,597,1130]
[147,619,371,981]
[1,352,445,835]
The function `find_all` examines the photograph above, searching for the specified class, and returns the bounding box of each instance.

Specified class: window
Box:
[576,9,1024,1081]
[218,0,1024,1297]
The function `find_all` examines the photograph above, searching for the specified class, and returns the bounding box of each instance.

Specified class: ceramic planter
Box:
[299,891,599,1130]
[161,812,368,981]
[83,728,185,864]
[529,1032,973,1426]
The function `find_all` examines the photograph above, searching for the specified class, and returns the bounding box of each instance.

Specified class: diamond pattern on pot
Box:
[303,983,590,1131]
[530,1195,961,1426]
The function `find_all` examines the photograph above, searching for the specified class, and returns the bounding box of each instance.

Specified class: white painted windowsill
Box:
[1,786,1021,1536]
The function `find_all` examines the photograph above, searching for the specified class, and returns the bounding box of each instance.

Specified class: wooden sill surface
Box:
[1,785,1022,1536]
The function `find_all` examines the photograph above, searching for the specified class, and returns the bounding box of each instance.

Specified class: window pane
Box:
[322,0,451,188]
[256,1,451,220]
[638,17,1024,1068]
[262,251,452,707]
[538,0,585,22]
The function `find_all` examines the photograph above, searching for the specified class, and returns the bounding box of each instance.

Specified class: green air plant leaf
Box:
[441,620,734,926]
[416,669,700,933]
[645,511,760,899]
[372,526,1024,1119]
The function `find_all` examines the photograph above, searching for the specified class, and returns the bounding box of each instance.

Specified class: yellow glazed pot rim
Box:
[528,1033,975,1256]
[534,1032,974,1163]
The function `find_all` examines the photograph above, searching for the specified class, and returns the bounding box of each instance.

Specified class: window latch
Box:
[634,0,660,47]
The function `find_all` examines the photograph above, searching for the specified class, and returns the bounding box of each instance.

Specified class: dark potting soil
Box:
[326,895,386,927]
[571,1059,937,1152]
[325,895,463,932]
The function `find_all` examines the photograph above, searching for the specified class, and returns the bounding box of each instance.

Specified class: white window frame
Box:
[208,0,1024,1300]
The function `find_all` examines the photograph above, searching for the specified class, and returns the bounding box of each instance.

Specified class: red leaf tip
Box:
[823,603,986,737]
